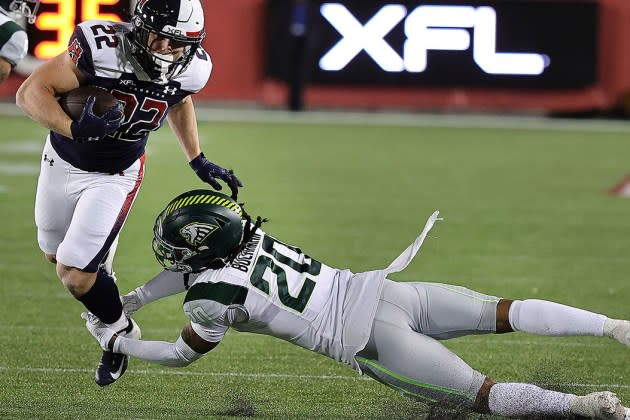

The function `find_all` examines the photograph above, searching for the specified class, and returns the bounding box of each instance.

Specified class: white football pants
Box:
[356,279,500,408]
[35,136,144,272]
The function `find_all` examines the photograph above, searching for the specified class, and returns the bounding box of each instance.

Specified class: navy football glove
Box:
[70,96,124,142]
[189,152,244,198]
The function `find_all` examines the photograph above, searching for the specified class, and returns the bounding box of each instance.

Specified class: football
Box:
[58,86,120,121]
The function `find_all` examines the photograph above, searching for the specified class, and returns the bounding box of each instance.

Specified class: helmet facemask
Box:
[0,0,39,24]
[152,228,233,273]
[127,0,205,83]
[152,190,245,273]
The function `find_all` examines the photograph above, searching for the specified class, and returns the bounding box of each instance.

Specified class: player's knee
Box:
[56,264,96,298]
[473,377,496,413]
[495,299,515,334]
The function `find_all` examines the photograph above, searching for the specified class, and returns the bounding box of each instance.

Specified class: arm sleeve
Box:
[122,271,191,316]
[131,271,198,307]
[113,335,203,367]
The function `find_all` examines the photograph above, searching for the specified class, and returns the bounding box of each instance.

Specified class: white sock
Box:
[603,319,630,346]
[488,382,573,417]
[509,299,606,336]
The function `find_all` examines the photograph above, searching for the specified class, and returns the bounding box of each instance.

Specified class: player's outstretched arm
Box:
[168,96,243,196]
[16,51,85,138]
[83,313,218,367]
[121,270,194,317]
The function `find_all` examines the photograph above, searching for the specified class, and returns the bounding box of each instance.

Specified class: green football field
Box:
[1,110,629,419]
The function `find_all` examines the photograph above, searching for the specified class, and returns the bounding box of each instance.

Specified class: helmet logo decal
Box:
[180,222,218,246]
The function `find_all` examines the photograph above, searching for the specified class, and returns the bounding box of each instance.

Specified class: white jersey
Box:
[183,212,441,369]
[0,12,27,66]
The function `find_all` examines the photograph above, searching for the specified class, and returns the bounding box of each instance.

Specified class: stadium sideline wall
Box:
[0,0,629,114]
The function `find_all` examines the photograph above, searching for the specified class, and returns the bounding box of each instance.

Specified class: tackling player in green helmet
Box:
[84,190,630,419]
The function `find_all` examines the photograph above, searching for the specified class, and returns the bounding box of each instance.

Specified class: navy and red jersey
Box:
[51,20,212,173]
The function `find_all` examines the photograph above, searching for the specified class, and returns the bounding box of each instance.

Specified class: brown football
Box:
[58,86,119,121]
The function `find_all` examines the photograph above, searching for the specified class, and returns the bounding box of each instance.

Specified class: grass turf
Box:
[0,112,629,419]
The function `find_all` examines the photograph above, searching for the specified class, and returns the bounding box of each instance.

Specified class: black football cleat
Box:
[95,350,128,387]
[93,319,140,386]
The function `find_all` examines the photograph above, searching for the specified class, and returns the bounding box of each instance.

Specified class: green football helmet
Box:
[0,0,39,24]
[152,190,244,273]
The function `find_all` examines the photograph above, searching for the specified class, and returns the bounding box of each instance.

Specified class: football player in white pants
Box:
[17,0,241,386]
[83,190,630,419]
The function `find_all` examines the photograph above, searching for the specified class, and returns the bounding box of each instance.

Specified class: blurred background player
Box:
[84,189,630,419]
[0,0,38,82]
[15,0,242,386]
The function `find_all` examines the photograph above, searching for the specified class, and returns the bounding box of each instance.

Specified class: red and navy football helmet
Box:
[127,0,205,83]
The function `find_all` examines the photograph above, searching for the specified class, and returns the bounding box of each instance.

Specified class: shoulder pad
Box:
[71,20,133,79]
[173,47,212,93]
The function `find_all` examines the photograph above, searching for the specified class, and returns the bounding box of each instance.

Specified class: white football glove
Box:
[121,290,142,317]
[81,312,117,351]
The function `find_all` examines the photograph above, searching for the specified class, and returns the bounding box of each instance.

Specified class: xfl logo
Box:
[319,3,549,76]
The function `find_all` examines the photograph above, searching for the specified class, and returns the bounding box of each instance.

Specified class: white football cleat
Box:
[570,391,627,419]
[604,319,630,348]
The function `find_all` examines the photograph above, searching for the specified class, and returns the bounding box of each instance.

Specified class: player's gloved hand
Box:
[70,96,124,142]
[81,312,117,351]
[189,152,244,198]
[121,290,142,317]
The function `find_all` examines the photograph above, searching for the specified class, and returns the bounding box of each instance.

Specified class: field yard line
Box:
[2,102,630,133]
[0,366,628,389]
[191,108,630,133]
[0,365,368,381]
[0,162,39,175]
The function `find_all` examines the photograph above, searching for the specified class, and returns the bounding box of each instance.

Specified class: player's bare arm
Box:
[169,95,244,193]
[0,57,11,82]
[167,95,201,161]
[16,51,85,138]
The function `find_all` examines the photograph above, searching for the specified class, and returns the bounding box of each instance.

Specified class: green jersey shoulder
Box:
[0,12,27,66]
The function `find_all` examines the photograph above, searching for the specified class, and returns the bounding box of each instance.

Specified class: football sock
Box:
[509,299,606,336]
[488,382,573,417]
[77,269,123,325]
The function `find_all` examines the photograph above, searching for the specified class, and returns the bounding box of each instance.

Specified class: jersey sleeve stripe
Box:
[184,281,248,306]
